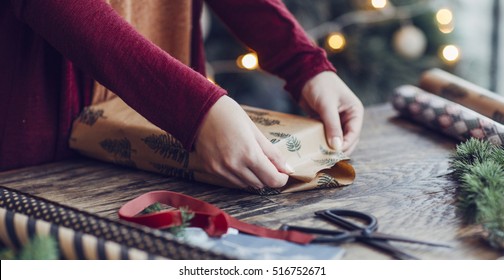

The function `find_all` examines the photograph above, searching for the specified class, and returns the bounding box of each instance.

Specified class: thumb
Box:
[253,126,295,175]
[320,105,344,151]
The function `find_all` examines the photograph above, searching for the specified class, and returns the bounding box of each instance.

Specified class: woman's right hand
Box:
[193,96,293,189]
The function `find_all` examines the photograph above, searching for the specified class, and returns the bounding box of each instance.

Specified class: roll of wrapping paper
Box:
[0,207,160,260]
[419,68,504,124]
[0,186,232,260]
[392,85,504,146]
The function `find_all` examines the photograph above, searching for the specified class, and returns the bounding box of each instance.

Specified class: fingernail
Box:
[285,163,295,174]
[330,137,343,152]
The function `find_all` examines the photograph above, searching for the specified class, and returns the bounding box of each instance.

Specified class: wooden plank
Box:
[0,104,500,259]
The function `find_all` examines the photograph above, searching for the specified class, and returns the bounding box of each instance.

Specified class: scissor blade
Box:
[280,224,345,235]
[365,232,451,248]
[362,239,419,260]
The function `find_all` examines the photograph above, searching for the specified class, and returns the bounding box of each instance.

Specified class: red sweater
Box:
[0,0,335,171]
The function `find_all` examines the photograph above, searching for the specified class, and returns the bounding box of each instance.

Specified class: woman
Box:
[0,0,363,189]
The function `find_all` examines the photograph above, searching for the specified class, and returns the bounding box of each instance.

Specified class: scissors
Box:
[280,209,451,260]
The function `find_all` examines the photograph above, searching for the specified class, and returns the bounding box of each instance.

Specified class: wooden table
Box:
[0,104,500,259]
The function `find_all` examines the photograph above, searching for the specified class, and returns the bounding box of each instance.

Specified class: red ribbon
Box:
[118,191,314,244]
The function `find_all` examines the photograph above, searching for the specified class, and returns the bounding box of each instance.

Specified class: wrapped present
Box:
[392,85,504,146]
[0,186,230,260]
[0,207,159,260]
[69,97,355,195]
[419,68,504,124]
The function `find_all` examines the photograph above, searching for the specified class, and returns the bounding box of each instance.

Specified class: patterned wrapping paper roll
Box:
[0,207,159,260]
[392,85,504,146]
[419,68,504,124]
[0,186,232,260]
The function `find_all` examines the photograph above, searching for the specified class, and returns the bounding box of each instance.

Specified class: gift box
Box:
[419,68,504,124]
[69,97,355,195]
[0,186,230,260]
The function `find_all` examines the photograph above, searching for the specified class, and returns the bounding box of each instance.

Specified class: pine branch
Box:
[449,138,504,249]
[141,202,163,214]
[19,235,59,260]
[140,203,194,238]
[169,207,195,238]
[1,235,58,260]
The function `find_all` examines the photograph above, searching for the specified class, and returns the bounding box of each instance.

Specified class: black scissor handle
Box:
[315,209,378,234]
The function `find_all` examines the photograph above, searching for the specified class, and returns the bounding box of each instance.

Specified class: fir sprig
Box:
[449,138,504,249]
[141,203,194,238]
[0,235,58,260]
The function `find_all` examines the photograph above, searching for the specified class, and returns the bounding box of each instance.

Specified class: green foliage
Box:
[141,202,164,214]
[140,203,194,238]
[169,207,195,238]
[449,138,504,249]
[0,235,58,260]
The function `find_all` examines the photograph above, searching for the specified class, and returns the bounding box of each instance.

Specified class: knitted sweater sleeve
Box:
[10,0,226,150]
[206,0,336,101]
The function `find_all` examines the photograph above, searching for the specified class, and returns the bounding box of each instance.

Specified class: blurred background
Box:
[203,0,502,114]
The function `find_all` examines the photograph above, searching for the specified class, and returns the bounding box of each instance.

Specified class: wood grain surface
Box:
[0,104,501,259]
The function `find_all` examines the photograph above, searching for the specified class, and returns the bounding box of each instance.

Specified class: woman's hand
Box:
[194,96,293,189]
[299,71,364,154]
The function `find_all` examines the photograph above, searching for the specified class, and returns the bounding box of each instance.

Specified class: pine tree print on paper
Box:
[270,138,281,144]
[150,163,194,180]
[317,174,340,189]
[286,137,301,157]
[270,132,301,157]
[142,134,189,168]
[245,109,281,126]
[100,137,136,167]
[246,186,281,196]
[312,158,337,167]
[320,145,338,155]
[78,108,105,126]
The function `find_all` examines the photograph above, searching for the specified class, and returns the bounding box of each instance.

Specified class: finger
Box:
[219,170,248,189]
[243,140,289,188]
[248,152,289,188]
[319,104,344,152]
[253,125,295,174]
[340,105,364,152]
[234,167,265,189]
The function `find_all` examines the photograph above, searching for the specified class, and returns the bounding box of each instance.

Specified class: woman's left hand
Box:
[299,71,364,155]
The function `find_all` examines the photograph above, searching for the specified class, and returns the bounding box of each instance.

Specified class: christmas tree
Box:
[204,0,458,111]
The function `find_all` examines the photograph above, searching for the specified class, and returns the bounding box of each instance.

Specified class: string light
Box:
[371,0,388,9]
[441,45,460,63]
[436,8,454,34]
[436,8,453,25]
[439,24,454,34]
[326,32,346,52]
[236,52,258,70]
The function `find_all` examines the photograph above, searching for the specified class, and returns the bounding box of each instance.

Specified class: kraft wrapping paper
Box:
[69,97,355,195]
[419,68,504,124]
[392,85,504,146]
